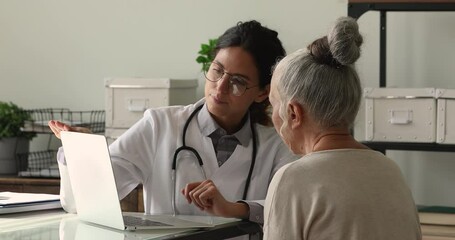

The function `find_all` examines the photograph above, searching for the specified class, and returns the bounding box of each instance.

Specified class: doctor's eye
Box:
[230,76,248,87]
[212,68,224,77]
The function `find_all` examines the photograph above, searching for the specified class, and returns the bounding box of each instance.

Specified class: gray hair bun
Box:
[327,17,363,66]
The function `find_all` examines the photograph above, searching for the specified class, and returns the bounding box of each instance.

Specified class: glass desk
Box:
[0,210,261,240]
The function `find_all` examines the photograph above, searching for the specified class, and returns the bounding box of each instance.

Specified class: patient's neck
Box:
[310,129,367,153]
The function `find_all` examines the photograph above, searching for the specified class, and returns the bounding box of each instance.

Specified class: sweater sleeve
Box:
[263,163,302,240]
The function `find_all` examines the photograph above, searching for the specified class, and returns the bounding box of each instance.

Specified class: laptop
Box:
[60,131,235,231]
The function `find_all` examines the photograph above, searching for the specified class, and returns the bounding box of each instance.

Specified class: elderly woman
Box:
[264,17,422,240]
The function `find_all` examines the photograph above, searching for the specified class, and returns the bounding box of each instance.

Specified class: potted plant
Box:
[0,101,36,174]
[195,38,217,98]
[196,38,217,72]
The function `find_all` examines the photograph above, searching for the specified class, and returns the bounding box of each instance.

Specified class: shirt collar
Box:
[197,103,252,147]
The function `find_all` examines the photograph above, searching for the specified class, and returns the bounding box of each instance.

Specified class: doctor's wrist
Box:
[228,202,249,219]
[216,201,249,219]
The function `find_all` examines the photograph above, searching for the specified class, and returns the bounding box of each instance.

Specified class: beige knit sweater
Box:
[264,149,422,240]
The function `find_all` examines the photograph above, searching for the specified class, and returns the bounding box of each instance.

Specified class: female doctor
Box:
[48,20,294,225]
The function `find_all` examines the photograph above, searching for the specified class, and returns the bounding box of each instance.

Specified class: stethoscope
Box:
[171,104,257,215]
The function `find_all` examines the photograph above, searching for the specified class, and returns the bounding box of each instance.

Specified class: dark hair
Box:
[215,20,286,126]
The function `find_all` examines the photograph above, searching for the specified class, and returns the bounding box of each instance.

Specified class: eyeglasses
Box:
[204,62,259,96]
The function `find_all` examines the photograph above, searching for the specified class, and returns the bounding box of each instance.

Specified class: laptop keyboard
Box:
[123,216,173,227]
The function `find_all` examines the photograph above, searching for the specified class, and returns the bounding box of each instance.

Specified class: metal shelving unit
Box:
[18,109,105,178]
[348,0,455,152]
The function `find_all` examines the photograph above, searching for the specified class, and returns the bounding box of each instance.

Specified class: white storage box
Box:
[364,88,436,142]
[105,78,198,138]
[435,89,455,144]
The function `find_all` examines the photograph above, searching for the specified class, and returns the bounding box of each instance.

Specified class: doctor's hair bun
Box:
[327,17,363,66]
[307,17,363,67]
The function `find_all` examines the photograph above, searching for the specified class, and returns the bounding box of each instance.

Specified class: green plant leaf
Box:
[201,44,211,53]
[0,101,36,140]
[196,56,208,64]
[196,38,218,72]
[209,39,217,46]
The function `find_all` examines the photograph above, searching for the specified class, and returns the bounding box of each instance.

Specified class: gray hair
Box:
[276,17,363,130]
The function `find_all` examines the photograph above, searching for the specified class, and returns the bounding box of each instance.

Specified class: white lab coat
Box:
[58,99,294,218]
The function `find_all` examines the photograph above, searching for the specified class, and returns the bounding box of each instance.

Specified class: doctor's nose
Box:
[215,74,231,94]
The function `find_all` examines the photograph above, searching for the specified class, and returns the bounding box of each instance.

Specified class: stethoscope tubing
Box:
[171,104,257,215]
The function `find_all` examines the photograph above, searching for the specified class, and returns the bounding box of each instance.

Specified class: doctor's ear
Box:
[287,101,304,129]
[254,85,270,103]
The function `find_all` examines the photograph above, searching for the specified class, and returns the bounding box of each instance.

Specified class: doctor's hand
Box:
[181,180,249,219]
[48,120,92,139]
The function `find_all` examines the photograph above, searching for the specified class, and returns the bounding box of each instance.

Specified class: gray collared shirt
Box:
[197,103,264,225]
[198,103,251,167]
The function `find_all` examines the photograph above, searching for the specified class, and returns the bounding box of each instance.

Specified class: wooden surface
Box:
[0,176,143,212]
[0,176,60,194]
[349,0,455,3]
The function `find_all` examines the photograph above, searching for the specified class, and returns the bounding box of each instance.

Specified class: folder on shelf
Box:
[419,206,455,214]
[421,224,455,238]
[419,205,455,226]
[0,191,62,214]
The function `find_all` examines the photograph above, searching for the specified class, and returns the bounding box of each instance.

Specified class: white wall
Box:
[1,0,454,207]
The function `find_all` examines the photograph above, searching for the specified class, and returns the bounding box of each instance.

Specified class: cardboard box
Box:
[105,78,198,139]
[436,89,455,144]
[364,88,436,142]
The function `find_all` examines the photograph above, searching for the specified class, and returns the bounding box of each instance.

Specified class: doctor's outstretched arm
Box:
[181,180,250,219]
